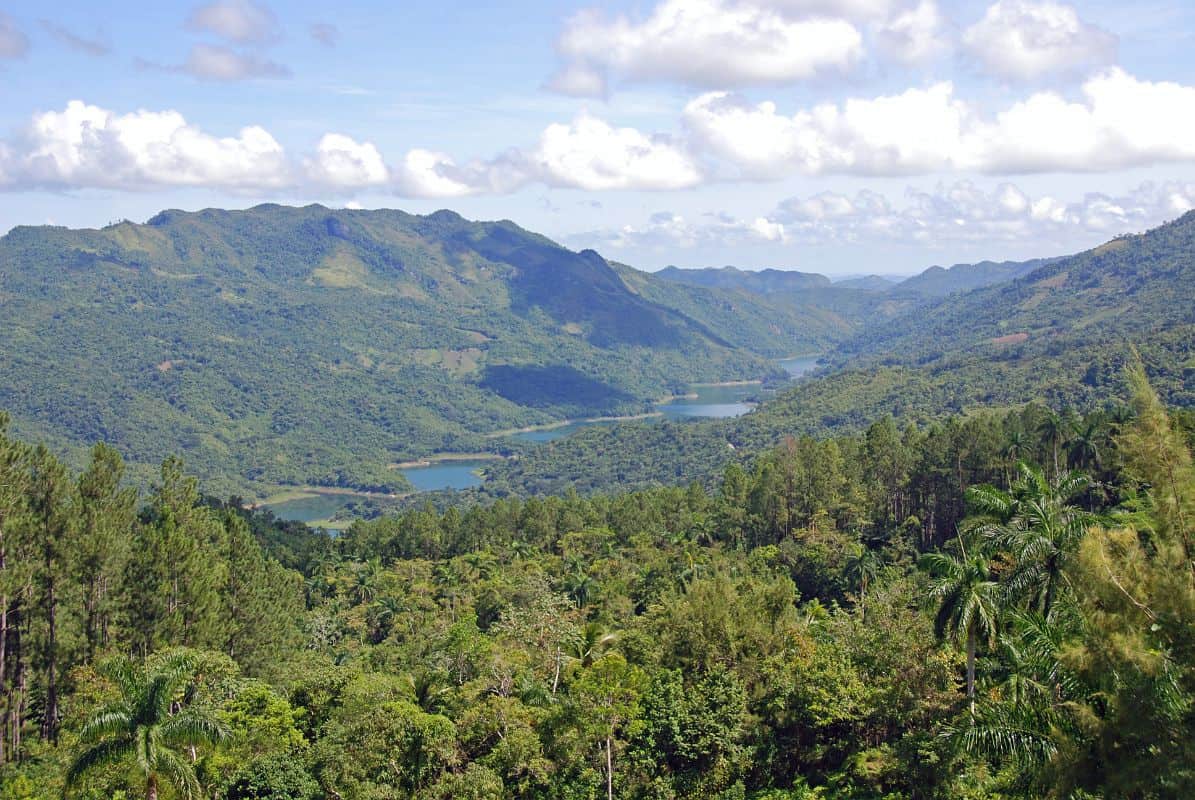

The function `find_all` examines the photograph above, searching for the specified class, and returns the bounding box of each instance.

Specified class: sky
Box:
[1,0,1194,275]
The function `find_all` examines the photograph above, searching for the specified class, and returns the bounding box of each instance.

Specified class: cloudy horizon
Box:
[2,0,1193,274]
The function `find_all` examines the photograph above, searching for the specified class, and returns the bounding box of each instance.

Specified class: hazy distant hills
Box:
[654,257,1050,300]
[0,204,804,494]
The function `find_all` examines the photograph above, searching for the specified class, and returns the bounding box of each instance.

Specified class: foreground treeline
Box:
[0,367,1192,799]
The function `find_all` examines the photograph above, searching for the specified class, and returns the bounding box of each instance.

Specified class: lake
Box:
[266,355,824,518]
[656,383,758,420]
[398,459,491,492]
[263,492,366,527]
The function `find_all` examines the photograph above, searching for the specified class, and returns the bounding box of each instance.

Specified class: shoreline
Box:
[253,485,407,508]
[485,411,664,438]
[390,452,507,469]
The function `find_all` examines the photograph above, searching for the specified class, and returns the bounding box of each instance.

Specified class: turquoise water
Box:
[267,356,825,519]
[656,383,757,419]
[398,459,491,492]
[264,492,365,526]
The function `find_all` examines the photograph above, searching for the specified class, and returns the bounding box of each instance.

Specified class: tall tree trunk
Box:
[605,734,614,800]
[966,625,977,715]
[40,570,58,743]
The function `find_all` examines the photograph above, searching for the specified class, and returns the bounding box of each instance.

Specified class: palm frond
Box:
[156,746,204,800]
[78,707,134,743]
[66,738,136,788]
[160,710,229,748]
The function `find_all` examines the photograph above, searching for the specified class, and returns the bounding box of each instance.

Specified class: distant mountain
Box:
[831,275,901,291]
[0,204,788,495]
[892,258,1054,297]
[654,265,831,293]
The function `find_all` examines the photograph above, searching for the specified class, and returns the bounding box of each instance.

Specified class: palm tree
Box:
[967,463,1092,618]
[844,546,884,618]
[66,653,227,800]
[1067,416,1105,473]
[1001,429,1028,486]
[1036,411,1069,480]
[921,542,1002,712]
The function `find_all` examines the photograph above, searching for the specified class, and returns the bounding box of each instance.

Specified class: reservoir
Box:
[265,356,822,520]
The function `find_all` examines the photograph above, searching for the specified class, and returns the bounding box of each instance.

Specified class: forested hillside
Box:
[484,214,1195,498]
[0,368,1191,799]
[0,205,798,495]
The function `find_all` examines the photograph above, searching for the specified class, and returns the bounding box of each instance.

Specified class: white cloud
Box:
[186,0,280,43]
[770,180,1195,244]
[529,114,702,191]
[685,83,971,177]
[962,0,1117,80]
[877,0,953,65]
[2,100,291,191]
[180,43,290,80]
[684,69,1195,177]
[392,150,479,198]
[767,0,894,22]
[0,12,29,58]
[575,180,1195,253]
[390,114,703,196]
[568,210,787,251]
[550,0,864,96]
[306,134,389,188]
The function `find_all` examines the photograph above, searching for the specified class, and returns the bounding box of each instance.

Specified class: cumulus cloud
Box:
[549,0,864,97]
[568,210,788,251]
[186,0,280,43]
[39,21,110,56]
[1,100,291,191]
[962,0,1117,81]
[530,114,702,191]
[310,22,339,47]
[0,12,30,59]
[0,100,701,197]
[770,180,1195,245]
[574,181,1195,253]
[306,134,388,188]
[392,115,703,196]
[684,69,1195,177]
[876,0,952,65]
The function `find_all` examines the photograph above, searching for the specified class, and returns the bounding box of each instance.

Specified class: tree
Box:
[570,653,645,800]
[921,543,1001,712]
[66,652,228,800]
[843,546,884,618]
[966,463,1092,617]
[74,444,136,664]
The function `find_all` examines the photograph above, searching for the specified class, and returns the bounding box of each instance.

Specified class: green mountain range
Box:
[480,212,1195,497]
[0,204,816,495]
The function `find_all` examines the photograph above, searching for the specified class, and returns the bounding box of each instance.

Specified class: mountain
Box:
[0,204,789,495]
[831,274,901,291]
[891,257,1055,298]
[478,213,1195,498]
[654,265,831,293]
[613,263,857,356]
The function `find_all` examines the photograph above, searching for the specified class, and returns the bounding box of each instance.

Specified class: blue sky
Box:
[1,0,1194,274]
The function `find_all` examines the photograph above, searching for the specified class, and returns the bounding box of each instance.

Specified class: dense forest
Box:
[0,361,1191,799]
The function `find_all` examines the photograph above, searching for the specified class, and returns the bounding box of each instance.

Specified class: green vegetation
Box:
[482,213,1195,498]
[0,205,800,497]
[1,362,1191,798]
